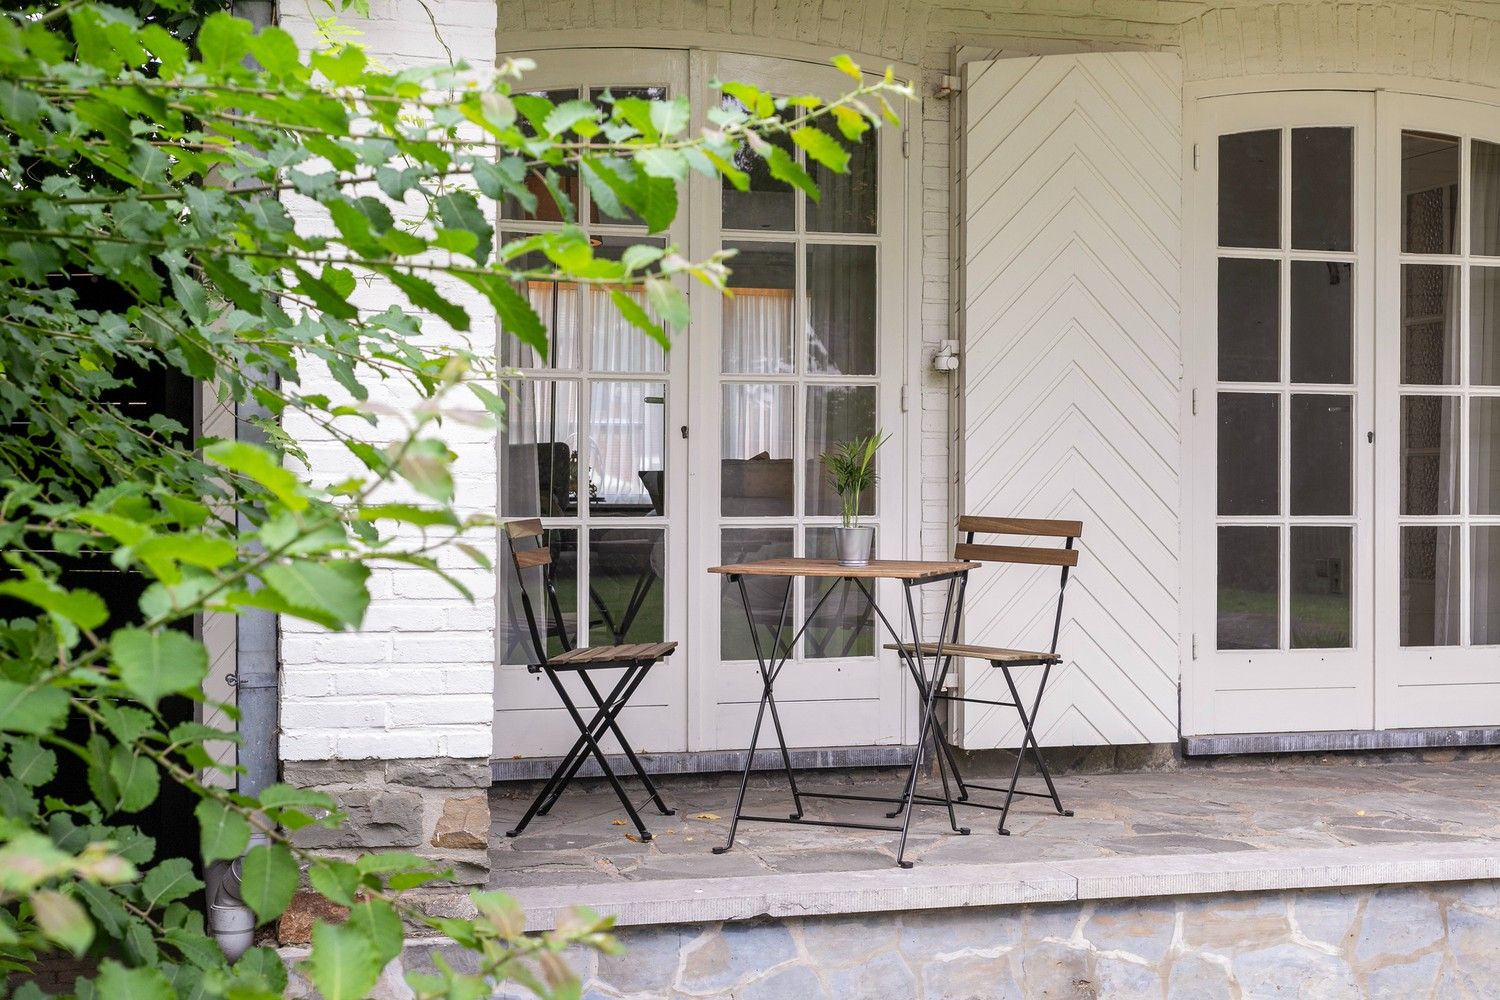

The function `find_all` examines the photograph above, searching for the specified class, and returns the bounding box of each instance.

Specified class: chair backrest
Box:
[952,515,1083,656]
[502,518,570,664]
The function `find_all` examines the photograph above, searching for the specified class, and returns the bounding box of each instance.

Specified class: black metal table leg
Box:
[543,665,654,840]
[893,576,960,867]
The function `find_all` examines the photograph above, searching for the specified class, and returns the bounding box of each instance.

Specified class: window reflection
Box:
[721,383,794,517]
[501,380,579,518]
[1401,131,1459,255]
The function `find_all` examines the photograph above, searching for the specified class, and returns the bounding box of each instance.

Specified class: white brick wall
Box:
[277,0,1500,763]
[277,0,499,762]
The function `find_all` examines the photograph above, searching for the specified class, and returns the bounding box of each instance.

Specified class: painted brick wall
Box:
[277,0,499,762]
[277,0,1500,763]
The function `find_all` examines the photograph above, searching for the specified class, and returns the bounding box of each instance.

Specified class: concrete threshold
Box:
[506,839,1500,932]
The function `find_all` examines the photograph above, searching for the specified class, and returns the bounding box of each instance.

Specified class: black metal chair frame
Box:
[890,517,1081,835]
[501,520,675,841]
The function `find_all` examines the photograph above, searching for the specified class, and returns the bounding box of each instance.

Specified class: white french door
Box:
[1374,94,1500,728]
[1190,93,1378,735]
[1192,89,1500,737]
[495,49,911,759]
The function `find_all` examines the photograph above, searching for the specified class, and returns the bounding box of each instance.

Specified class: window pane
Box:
[805,527,876,658]
[721,383,794,516]
[1290,526,1352,649]
[807,385,878,517]
[1290,261,1352,384]
[1401,264,1459,385]
[501,380,579,517]
[1218,258,1278,382]
[502,235,578,370]
[1291,127,1353,252]
[1290,394,1352,516]
[1473,397,1500,516]
[721,97,794,231]
[1401,525,1461,646]
[1474,526,1500,646]
[588,382,665,515]
[589,528,664,646]
[589,86,667,227]
[1218,526,1278,650]
[806,244,877,376]
[1471,140,1500,256]
[502,89,581,222]
[501,527,579,663]
[723,242,795,375]
[806,118,877,234]
[1400,395,1459,516]
[1401,131,1459,255]
[592,235,666,372]
[1473,266,1500,386]
[1219,130,1280,249]
[1217,393,1279,515]
[721,528,794,660]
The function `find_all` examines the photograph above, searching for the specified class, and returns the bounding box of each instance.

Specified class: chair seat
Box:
[545,641,678,669]
[884,641,1060,664]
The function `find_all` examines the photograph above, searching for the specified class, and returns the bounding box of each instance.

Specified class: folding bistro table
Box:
[707,557,978,868]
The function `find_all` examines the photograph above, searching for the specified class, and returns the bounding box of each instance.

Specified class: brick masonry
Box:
[283,878,1500,998]
[273,0,1500,773]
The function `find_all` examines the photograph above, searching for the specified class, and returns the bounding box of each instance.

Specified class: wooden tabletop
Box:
[707,557,978,580]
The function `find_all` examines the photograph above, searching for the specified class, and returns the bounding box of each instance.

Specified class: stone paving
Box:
[489,755,1500,888]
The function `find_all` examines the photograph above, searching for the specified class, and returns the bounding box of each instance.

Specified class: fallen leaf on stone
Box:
[611,819,626,826]
[684,836,694,843]
[689,812,720,821]
[1355,810,1366,817]
[624,833,642,843]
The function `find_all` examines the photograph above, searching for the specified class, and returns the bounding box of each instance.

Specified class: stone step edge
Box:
[501,839,1500,932]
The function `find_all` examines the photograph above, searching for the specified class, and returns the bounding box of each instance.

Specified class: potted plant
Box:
[823,430,890,567]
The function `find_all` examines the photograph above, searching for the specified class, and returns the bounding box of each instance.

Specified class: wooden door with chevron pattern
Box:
[955,53,1184,748]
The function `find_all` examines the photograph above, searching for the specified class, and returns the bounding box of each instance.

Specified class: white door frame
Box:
[1184,91,1378,737]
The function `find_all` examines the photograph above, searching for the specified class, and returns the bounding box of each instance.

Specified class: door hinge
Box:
[1191,388,1198,415]
[1192,142,1200,171]
[900,383,910,412]
[1191,633,1198,660]
[902,129,910,159]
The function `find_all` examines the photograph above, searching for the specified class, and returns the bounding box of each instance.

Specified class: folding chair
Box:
[887,515,1082,834]
[501,518,677,840]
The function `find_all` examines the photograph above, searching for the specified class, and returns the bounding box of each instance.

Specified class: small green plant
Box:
[822,431,890,527]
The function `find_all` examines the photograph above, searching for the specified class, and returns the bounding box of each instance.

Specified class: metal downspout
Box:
[206,0,279,961]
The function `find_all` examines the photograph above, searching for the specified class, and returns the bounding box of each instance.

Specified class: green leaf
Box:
[258,784,337,811]
[609,289,667,349]
[649,96,691,138]
[308,860,360,907]
[248,25,302,76]
[304,921,380,1000]
[645,276,690,330]
[369,266,471,332]
[765,144,820,202]
[832,54,864,81]
[0,683,68,736]
[455,272,548,356]
[636,148,687,181]
[196,12,252,72]
[261,561,371,630]
[7,739,56,786]
[234,946,290,993]
[637,175,678,233]
[240,844,297,925]
[111,628,209,709]
[30,889,92,956]
[196,799,251,864]
[543,98,600,137]
[205,442,306,512]
[348,899,403,964]
[97,959,176,1000]
[791,125,851,173]
[142,857,203,908]
[355,504,461,528]
[0,579,108,630]
[108,746,160,813]
[434,192,492,264]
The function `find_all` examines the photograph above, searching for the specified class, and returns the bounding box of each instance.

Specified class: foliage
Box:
[0,0,909,996]
[822,431,890,528]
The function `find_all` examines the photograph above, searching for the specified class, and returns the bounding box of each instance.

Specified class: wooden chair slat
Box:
[954,542,1080,567]
[957,515,1082,538]
[504,517,546,539]
[513,547,551,569]
[885,641,1061,664]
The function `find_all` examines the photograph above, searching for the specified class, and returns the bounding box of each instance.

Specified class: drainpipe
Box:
[207,0,280,961]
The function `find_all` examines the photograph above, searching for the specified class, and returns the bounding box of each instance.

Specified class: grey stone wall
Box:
[282,758,492,891]
[309,878,1500,998]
